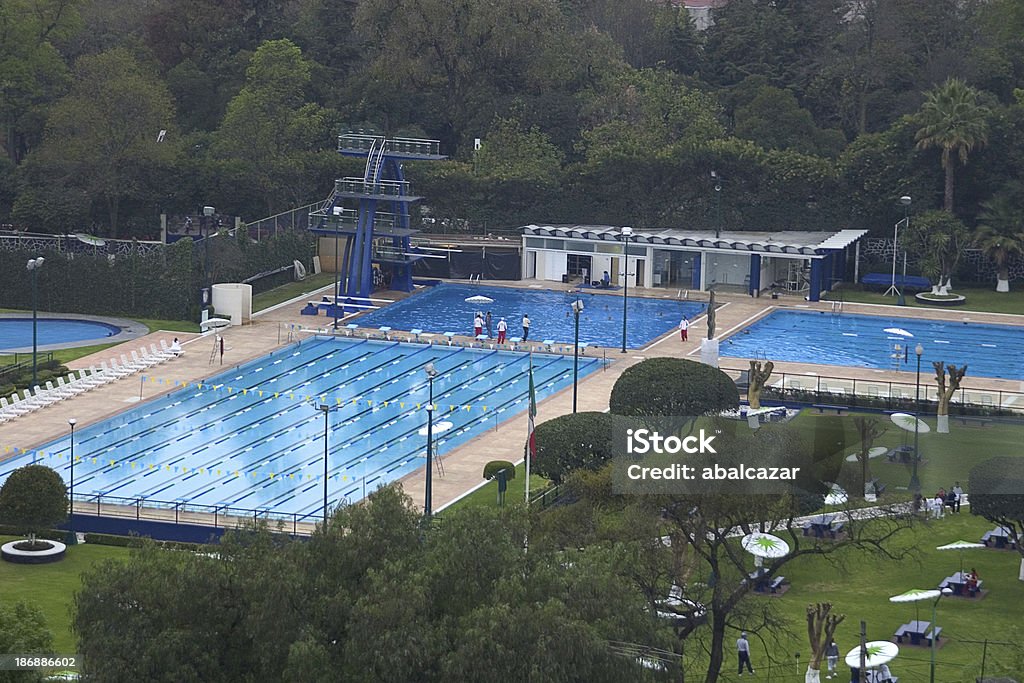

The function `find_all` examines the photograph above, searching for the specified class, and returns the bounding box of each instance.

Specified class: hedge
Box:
[483,460,516,480]
[610,357,740,417]
[533,412,615,485]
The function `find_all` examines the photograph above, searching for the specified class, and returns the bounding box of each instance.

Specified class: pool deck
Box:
[2,279,1023,527]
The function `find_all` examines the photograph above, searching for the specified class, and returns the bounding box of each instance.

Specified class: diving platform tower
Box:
[309,133,446,300]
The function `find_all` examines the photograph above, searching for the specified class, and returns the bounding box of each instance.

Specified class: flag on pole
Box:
[527,357,537,462]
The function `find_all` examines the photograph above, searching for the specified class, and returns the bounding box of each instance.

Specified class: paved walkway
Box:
[3,280,1023,524]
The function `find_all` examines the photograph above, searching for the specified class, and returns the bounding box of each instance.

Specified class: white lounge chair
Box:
[82,366,112,386]
[120,354,144,373]
[151,342,174,361]
[0,397,15,421]
[161,339,184,357]
[56,376,84,398]
[104,359,133,379]
[35,381,63,406]
[22,388,47,410]
[132,349,160,369]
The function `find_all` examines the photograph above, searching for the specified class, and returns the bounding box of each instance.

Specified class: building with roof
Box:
[521,224,867,302]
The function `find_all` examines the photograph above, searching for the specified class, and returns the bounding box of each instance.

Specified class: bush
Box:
[82,532,204,551]
[610,357,740,417]
[483,461,516,480]
[0,465,68,545]
[534,412,615,485]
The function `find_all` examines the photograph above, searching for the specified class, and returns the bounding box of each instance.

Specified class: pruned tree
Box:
[707,290,717,339]
[852,417,885,499]
[933,362,968,433]
[805,603,845,683]
[747,360,774,409]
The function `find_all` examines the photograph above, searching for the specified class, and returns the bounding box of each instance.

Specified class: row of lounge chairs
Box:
[0,340,182,423]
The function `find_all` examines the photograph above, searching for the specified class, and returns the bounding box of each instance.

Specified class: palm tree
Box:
[914,78,990,213]
[975,193,1024,292]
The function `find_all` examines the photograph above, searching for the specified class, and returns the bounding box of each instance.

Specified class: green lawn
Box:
[252,272,337,312]
[751,514,1024,682]
[0,537,129,653]
[447,461,551,511]
[825,286,1024,316]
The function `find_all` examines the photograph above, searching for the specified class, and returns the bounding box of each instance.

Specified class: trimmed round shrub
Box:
[0,465,68,546]
[610,357,739,417]
[483,460,516,481]
[534,412,614,485]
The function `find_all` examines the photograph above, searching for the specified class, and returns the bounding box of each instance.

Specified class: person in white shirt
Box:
[737,631,754,675]
[474,313,484,337]
[679,316,689,342]
[522,314,531,341]
[952,482,964,512]
[496,317,507,344]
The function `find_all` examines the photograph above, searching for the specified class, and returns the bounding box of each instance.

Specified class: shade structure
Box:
[845,446,889,462]
[742,533,790,559]
[75,233,107,247]
[937,540,986,575]
[200,317,232,331]
[884,327,913,337]
[889,588,941,624]
[464,295,494,304]
[417,420,454,437]
[845,641,898,669]
[890,412,930,433]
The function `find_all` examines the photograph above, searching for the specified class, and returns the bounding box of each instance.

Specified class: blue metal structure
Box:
[310,133,446,303]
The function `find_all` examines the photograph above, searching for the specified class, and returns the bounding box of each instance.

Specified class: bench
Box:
[925,627,942,645]
[769,576,786,593]
[867,478,886,495]
[829,522,845,538]
[812,404,849,414]
[957,415,992,427]
[301,302,319,315]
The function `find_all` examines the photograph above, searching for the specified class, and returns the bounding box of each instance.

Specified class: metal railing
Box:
[720,365,1024,414]
[334,177,411,198]
[0,352,55,383]
[338,134,441,157]
[243,202,320,241]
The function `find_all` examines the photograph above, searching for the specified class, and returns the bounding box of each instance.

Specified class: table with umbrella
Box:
[936,540,986,596]
[741,532,790,593]
[845,641,899,679]
[889,589,949,646]
[887,413,929,462]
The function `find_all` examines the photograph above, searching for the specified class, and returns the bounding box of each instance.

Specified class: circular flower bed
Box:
[1,539,67,564]
[915,292,966,307]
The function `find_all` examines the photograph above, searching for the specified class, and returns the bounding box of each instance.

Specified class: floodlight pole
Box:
[571,299,584,412]
[911,344,923,493]
[26,257,44,387]
[621,226,632,354]
[712,170,722,239]
[885,196,911,298]
[424,364,438,520]
[318,404,334,524]
[68,418,77,538]
[931,589,951,683]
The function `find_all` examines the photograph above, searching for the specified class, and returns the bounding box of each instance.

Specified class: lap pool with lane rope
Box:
[0,337,598,520]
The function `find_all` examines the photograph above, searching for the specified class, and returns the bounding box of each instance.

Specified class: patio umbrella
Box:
[845,641,899,669]
[418,421,454,437]
[464,295,494,304]
[741,532,790,567]
[844,446,888,462]
[890,412,930,433]
[889,588,941,624]
[884,327,913,337]
[75,233,106,247]
[200,317,232,331]
[824,483,848,506]
[936,540,986,576]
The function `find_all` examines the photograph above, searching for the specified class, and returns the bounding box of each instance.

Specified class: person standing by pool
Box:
[485,311,493,338]
[522,313,531,341]
[679,316,689,342]
[474,313,484,337]
[496,317,507,344]
[219,335,225,365]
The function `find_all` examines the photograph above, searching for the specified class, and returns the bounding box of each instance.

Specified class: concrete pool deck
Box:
[2,280,1023,528]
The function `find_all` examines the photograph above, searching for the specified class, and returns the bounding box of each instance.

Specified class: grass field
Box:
[0,537,128,653]
[252,272,337,312]
[445,461,550,511]
[825,286,1024,316]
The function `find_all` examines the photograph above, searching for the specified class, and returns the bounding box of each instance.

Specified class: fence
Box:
[719,365,1024,415]
[244,202,321,241]
[0,352,55,383]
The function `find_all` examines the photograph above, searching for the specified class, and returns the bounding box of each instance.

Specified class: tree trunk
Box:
[937,414,949,433]
[943,151,955,213]
[705,614,727,683]
[997,268,1010,292]
[806,666,822,683]
[107,195,121,239]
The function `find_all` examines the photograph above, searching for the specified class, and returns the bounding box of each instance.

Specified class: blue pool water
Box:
[721,310,1024,380]
[0,318,121,351]
[354,284,704,348]
[0,337,597,519]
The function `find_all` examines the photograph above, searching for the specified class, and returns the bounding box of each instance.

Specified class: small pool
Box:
[720,310,1024,380]
[0,318,122,351]
[353,284,705,348]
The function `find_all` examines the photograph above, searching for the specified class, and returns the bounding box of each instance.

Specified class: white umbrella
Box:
[742,532,790,567]
[464,295,494,304]
[845,446,889,462]
[884,327,913,337]
[845,641,899,669]
[889,588,941,624]
[75,233,106,247]
[936,540,986,576]
[890,412,930,433]
[417,420,454,437]
[200,317,232,331]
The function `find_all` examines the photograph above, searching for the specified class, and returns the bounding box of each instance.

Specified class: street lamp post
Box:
[68,418,76,538]
[203,205,215,299]
[931,588,953,683]
[317,404,336,524]
[911,343,924,493]
[620,226,633,354]
[712,170,722,239]
[26,257,45,387]
[424,362,439,520]
[885,196,911,299]
[571,299,584,412]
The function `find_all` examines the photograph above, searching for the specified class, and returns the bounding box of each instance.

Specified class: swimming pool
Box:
[354,284,704,348]
[720,310,1024,380]
[0,337,598,520]
[0,318,122,351]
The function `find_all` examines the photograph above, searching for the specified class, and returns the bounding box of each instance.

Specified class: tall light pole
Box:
[571,299,584,412]
[68,418,76,539]
[26,257,44,387]
[885,196,911,299]
[424,362,439,520]
[911,343,924,493]
[620,226,633,354]
[712,170,722,239]
[203,205,215,305]
[931,588,952,683]
[317,404,336,524]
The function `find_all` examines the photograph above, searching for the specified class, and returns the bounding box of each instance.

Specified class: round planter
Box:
[1,539,67,564]
[915,293,966,307]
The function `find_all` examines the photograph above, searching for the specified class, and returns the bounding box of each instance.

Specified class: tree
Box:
[805,603,844,683]
[852,417,885,499]
[610,357,739,418]
[914,78,990,213]
[933,362,967,434]
[747,360,774,410]
[903,210,970,293]
[0,601,54,683]
[26,48,177,236]
[474,117,564,185]
[969,456,1024,581]
[974,191,1024,292]
[0,464,67,547]
[534,412,615,485]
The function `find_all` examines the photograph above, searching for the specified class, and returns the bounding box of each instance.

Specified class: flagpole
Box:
[525,352,533,505]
